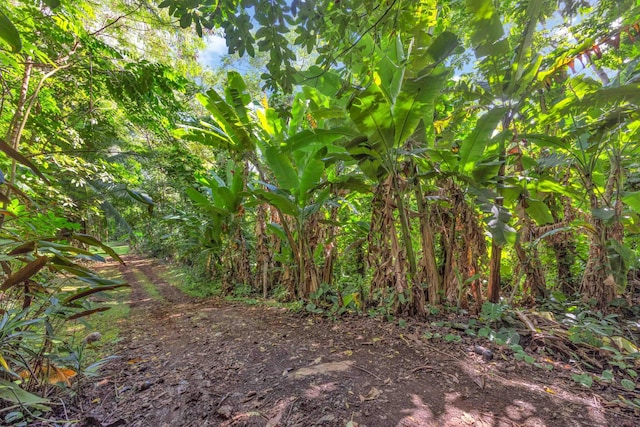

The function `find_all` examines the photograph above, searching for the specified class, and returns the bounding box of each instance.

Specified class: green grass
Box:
[158,266,222,298]
[157,263,305,313]
[131,270,163,301]
[63,267,132,373]
[94,242,130,258]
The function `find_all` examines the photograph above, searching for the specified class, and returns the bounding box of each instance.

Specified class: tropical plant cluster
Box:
[1,0,640,421]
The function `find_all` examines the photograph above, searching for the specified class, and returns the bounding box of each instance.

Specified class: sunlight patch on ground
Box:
[292,360,353,379]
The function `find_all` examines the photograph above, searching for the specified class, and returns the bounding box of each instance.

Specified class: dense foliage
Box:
[2,0,640,420]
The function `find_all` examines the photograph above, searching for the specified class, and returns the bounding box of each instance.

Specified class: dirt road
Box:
[77,256,627,426]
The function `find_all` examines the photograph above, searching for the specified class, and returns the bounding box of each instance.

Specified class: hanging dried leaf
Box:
[0,138,49,184]
[66,307,111,320]
[63,283,129,303]
[8,241,35,255]
[1,256,48,291]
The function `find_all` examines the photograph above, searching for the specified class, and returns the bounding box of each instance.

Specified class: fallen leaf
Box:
[19,365,77,386]
[473,375,485,389]
[461,412,475,424]
[359,387,381,402]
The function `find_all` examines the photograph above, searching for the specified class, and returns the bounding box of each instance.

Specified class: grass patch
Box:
[158,266,221,298]
[131,269,163,301]
[94,242,130,258]
[62,267,131,376]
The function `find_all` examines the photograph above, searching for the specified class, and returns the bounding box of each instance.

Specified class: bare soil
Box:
[73,256,637,426]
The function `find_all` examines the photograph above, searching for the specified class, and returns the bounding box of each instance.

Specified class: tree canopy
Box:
[2,0,640,419]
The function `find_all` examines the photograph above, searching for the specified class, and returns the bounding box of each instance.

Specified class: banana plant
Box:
[252,144,330,297]
[523,71,640,307]
[442,0,560,303]
[333,30,459,310]
[185,160,251,290]
[179,71,358,297]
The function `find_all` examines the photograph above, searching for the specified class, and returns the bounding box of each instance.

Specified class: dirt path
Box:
[77,256,631,427]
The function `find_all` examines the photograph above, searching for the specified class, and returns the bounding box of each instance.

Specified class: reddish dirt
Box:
[73,256,635,426]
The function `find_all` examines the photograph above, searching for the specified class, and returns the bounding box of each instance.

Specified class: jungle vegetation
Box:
[1,0,640,419]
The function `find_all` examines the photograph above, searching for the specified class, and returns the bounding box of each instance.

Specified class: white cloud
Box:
[199,35,228,67]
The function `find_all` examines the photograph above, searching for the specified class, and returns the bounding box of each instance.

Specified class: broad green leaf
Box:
[0,379,50,408]
[224,71,252,127]
[623,192,640,214]
[537,179,579,197]
[197,90,254,152]
[266,223,287,241]
[525,200,554,225]
[296,66,342,97]
[284,128,358,152]
[298,158,324,205]
[422,31,459,69]
[186,187,211,205]
[591,208,615,221]
[522,134,567,149]
[215,186,238,211]
[228,162,244,196]
[459,107,507,174]
[349,83,394,152]
[508,0,543,90]
[394,69,449,147]
[328,176,371,193]
[583,84,640,106]
[43,0,61,7]
[254,189,298,217]
[0,10,21,52]
[264,147,299,191]
[465,0,504,58]
[377,35,404,102]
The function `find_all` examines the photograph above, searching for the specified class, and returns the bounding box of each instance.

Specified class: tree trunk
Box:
[415,186,440,305]
[487,243,501,303]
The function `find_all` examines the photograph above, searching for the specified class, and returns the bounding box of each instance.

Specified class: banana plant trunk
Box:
[414,184,440,305]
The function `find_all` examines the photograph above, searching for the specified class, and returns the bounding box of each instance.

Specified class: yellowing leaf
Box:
[0,353,9,371]
[343,350,353,356]
[434,116,452,134]
[49,367,76,386]
[612,336,638,354]
[19,365,77,386]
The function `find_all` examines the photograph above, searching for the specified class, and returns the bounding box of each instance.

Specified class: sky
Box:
[198,34,228,68]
